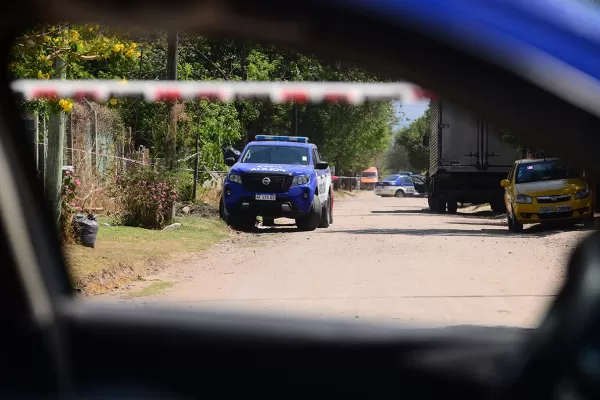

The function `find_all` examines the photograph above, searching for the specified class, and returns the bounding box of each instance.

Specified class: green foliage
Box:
[60,169,81,242]
[113,167,179,229]
[389,108,431,172]
[12,26,397,198]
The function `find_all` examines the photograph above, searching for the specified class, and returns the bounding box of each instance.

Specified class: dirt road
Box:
[95,192,591,327]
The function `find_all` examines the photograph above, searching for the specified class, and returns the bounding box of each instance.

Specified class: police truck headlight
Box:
[228,173,242,184]
[575,188,590,199]
[292,174,310,186]
[516,194,532,204]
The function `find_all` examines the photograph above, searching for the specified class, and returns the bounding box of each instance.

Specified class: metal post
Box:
[46,56,66,228]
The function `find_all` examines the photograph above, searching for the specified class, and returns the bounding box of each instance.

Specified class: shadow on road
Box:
[323,223,589,238]
[371,208,505,219]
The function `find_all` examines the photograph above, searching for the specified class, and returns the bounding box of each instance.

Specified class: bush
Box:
[113,167,179,229]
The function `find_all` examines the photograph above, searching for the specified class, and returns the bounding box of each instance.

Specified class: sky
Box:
[393,100,429,129]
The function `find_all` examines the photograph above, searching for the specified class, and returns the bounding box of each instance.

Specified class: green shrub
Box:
[113,167,179,229]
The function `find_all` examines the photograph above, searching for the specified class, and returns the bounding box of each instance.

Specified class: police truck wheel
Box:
[219,196,230,222]
[262,217,275,227]
[394,190,404,198]
[296,195,322,231]
[318,194,332,228]
[229,214,256,231]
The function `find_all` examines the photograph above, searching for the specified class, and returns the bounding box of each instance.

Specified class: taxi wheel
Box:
[508,211,523,232]
[296,195,322,231]
[583,218,594,229]
[394,190,405,198]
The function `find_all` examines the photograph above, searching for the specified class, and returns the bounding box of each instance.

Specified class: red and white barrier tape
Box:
[11,80,434,104]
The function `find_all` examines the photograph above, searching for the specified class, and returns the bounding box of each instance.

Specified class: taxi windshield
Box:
[516,160,581,184]
[241,145,309,165]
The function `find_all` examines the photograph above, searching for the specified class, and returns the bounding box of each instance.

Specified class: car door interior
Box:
[3,0,600,399]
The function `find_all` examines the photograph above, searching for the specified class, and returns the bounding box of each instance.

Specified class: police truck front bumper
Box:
[223,182,314,218]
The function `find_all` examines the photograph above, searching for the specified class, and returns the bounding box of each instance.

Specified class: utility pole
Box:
[166,30,178,169]
[46,55,66,228]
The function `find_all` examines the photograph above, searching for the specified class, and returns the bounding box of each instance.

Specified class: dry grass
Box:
[64,215,229,294]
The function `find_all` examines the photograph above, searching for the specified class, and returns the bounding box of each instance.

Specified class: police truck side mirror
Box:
[315,161,329,170]
[423,135,430,147]
[225,157,236,167]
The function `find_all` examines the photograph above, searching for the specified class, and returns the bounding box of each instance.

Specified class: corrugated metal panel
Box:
[428,99,441,174]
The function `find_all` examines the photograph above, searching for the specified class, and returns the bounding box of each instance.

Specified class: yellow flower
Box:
[70,30,80,40]
[43,35,51,43]
[37,70,50,80]
[40,54,47,61]
[58,99,73,113]
[131,43,137,49]
[136,52,141,58]
[118,77,127,84]
[88,26,94,32]
[112,43,125,52]
[109,98,117,105]
[125,49,134,57]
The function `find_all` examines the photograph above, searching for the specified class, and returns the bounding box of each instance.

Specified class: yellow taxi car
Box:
[501,158,594,232]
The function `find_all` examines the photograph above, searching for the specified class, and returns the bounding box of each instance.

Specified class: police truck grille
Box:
[242,173,292,193]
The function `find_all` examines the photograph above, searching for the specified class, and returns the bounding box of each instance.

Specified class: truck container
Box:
[425,99,523,213]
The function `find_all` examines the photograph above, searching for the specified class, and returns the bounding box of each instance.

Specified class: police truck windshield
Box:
[241,145,310,165]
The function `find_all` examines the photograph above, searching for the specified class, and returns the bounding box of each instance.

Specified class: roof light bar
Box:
[255,135,309,143]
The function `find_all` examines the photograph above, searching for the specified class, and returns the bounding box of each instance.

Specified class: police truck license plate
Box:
[256,194,276,201]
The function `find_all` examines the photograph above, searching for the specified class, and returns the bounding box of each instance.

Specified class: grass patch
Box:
[125,281,174,298]
[64,215,229,294]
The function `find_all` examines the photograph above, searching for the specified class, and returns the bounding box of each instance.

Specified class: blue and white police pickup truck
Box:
[219,135,333,231]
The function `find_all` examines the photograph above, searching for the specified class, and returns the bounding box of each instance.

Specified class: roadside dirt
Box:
[92,191,592,327]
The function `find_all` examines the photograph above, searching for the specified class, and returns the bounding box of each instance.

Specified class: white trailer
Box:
[425,99,523,213]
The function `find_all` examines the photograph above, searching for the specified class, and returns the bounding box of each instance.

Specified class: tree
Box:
[390,108,431,172]
[10,24,140,226]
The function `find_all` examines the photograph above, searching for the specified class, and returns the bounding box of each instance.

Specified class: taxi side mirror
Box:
[501,179,510,187]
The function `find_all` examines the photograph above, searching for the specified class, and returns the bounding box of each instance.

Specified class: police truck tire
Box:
[220,196,256,231]
[262,217,275,227]
[394,190,404,198]
[230,214,256,231]
[296,195,322,231]
[219,196,230,222]
[318,194,332,228]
